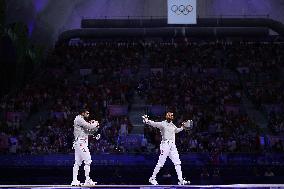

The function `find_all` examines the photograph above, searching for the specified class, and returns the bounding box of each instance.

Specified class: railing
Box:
[82,14,270,19]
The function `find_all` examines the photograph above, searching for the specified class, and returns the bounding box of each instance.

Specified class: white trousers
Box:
[157,140,181,167]
[73,137,92,182]
[74,137,92,165]
[151,140,183,180]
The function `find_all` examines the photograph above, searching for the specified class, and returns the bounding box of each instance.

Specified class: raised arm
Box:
[77,117,99,131]
[142,115,163,129]
[147,120,164,129]
[177,120,193,133]
[175,125,184,133]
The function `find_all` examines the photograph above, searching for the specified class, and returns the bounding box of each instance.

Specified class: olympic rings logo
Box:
[170,4,193,15]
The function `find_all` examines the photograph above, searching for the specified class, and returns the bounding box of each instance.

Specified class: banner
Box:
[168,0,197,24]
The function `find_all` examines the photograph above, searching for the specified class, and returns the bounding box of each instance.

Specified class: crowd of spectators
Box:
[225,43,284,137]
[268,111,284,134]
[0,42,140,154]
[142,42,283,154]
[0,40,283,155]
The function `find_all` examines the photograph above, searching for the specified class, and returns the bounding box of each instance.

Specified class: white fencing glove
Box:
[182,120,193,130]
[95,134,101,140]
[142,115,149,124]
[90,120,99,127]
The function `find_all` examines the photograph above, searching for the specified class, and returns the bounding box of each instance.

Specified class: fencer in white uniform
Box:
[142,112,190,185]
[71,109,99,186]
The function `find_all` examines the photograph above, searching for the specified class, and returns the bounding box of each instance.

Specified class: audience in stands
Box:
[0,41,284,154]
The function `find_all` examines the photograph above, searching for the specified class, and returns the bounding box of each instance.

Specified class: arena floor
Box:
[0,184,284,189]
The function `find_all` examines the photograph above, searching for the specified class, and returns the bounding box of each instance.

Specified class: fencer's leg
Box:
[149,163,162,185]
[149,142,170,185]
[169,144,190,185]
[71,161,81,186]
[175,164,183,181]
[83,147,92,181]
[72,147,82,186]
[84,159,91,181]
[151,144,169,179]
[151,163,162,179]
[73,161,81,181]
[170,150,183,181]
[84,159,97,185]
[83,148,97,185]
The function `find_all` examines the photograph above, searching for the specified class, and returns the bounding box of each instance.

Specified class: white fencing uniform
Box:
[73,115,98,183]
[146,120,184,182]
